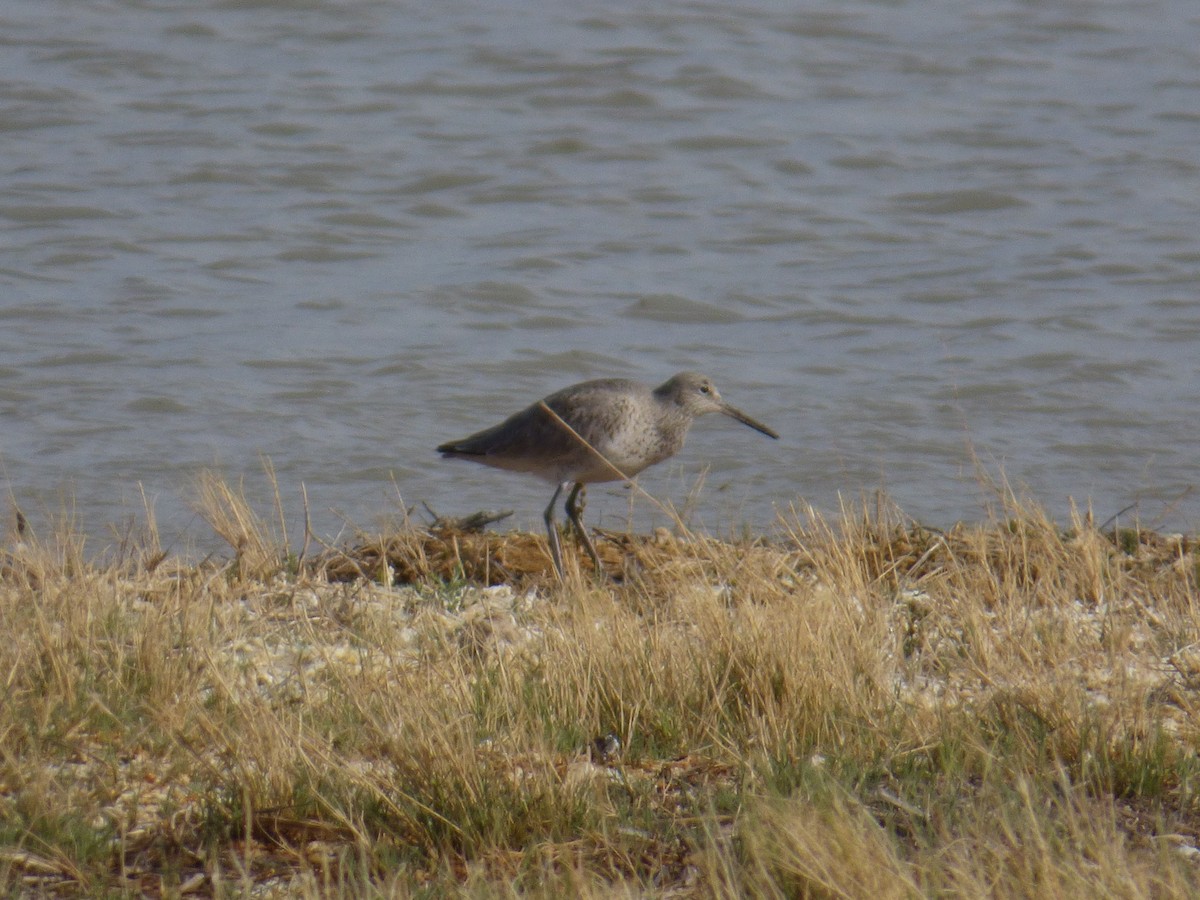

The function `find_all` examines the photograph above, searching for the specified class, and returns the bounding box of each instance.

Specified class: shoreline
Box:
[2,485,1199,896]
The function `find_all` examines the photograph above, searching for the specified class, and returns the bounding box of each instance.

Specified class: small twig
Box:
[877,787,928,822]
[536,400,684,529]
[1098,502,1139,534]
[298,482,312,570]
[423,502,514,533]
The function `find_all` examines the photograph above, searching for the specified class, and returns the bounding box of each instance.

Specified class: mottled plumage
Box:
[437,372,778,578]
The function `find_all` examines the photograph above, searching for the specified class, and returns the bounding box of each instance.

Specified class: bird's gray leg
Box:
[565,483,603,574]
[543,483,567,580]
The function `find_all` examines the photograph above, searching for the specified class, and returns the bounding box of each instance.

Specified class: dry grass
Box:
[1,477,1198,897]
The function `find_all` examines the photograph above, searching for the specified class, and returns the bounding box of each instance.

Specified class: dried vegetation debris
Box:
[316,519,787,587]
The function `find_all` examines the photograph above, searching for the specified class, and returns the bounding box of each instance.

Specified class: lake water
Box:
[2,0,1199,551]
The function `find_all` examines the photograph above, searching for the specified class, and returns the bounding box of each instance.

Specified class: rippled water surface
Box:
[2,0,1199,546]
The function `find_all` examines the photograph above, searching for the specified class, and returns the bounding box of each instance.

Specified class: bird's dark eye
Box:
[699,384,711,394]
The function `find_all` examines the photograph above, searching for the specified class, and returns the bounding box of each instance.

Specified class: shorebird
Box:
[436,371,779,578]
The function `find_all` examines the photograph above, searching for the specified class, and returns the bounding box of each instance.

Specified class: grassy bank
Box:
[1,478,1198,897]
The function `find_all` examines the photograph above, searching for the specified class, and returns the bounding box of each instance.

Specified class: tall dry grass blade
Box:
[193,469,281,579]
[261,454,289,551]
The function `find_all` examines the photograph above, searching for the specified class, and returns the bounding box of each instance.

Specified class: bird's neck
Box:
[655,408,693,450]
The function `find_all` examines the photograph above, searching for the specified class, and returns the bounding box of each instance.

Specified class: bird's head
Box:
[657,372,779,439]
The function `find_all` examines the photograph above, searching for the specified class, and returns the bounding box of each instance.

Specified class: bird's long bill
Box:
[719,402,779,439]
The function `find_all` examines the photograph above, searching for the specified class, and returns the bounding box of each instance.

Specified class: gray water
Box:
[2,0,1199,551]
